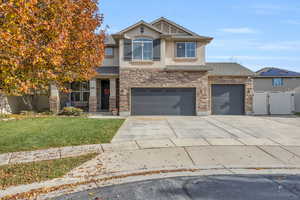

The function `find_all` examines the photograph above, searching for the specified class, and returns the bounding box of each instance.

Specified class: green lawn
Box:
[0,153,97,189]
[0,117,124,154]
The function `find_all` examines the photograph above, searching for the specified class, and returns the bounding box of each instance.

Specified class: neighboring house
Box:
[2,17,256,115]
[254,67,300,92]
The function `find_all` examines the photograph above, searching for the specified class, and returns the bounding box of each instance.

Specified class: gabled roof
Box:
[151,17,213,40]
[113,20,164,36]
[206,63,255,76]
[104,35,116,46]
[111,17,213,42]
[256,67,300,77]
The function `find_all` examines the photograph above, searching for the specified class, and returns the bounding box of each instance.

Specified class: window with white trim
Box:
[70,82,90,103]
[132,38,153,60]
[105,47,113,56]
[272,78,283,87]
[176,42,196,58]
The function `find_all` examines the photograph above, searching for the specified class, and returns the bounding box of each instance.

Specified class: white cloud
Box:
[210,39,300,51]
[219,27,259,34]
[258,41,300,51]
[208,55,300,61]
[281,19,300,25]
[251,4,300,15]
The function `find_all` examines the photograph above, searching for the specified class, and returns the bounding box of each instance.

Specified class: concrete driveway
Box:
[112,116,300,144]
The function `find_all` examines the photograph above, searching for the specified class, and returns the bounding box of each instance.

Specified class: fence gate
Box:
[253,93,268,115]
[253,92,295,115]
[294,92,300,113]
[269,92,294,115]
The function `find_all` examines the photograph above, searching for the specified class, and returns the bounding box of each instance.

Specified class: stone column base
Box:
[89,96,97,113]
[119,111,130,117]
[197,111,209,116]
[245,111,254,115]
[49,96,60,114]
[109,97,117,115]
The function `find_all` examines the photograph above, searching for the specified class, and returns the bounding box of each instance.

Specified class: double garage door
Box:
[131,85,245,116]
[131,88,196,116]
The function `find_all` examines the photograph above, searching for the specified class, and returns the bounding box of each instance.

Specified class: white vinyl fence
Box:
[253,92,268,115]
[253,92,296,115]
[295,92,300,113]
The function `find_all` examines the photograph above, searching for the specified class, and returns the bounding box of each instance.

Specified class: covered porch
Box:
[49,67,119,115]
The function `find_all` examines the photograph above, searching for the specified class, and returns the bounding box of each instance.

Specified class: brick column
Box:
[89,79,97,113]
[109,78,117,115]
[49,84,60,114]
[245,77,254,115]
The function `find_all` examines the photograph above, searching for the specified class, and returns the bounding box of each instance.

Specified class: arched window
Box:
[132,38,153,60]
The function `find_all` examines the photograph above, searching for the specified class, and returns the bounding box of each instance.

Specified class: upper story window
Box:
[105,47,114,57]
[132,38,153,60]
[176,42,196,58]
[272,78,284,87]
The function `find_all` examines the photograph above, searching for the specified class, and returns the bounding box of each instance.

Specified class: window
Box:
[272,78,283,87]
[132,38,153,60]
[176,42,196,58]
[105,47,113,56]
[70,81,90,102]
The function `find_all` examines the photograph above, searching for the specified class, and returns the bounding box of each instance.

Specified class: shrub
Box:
[59,107,84,116]
[0,114,9,119]
[40,110,54,115]
[20,111,36,116]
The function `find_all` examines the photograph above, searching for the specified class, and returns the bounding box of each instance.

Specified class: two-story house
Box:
[48,17,255,116]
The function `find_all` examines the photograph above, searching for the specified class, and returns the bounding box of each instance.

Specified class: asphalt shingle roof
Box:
[104,35,116,45]
[256,67,300,77]
[206,62,255,76]
[95,66,119,75]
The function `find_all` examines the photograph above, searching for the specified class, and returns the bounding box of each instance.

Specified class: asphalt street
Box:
[55,175,300,200]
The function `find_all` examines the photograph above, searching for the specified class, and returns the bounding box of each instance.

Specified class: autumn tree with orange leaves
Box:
[0,0,105,110]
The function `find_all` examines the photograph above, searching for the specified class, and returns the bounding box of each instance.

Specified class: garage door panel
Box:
[131,88,196,116]
[212,85,245,115]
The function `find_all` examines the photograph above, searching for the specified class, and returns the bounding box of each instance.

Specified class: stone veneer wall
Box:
[208,76,254,114]
[119,68,210,116]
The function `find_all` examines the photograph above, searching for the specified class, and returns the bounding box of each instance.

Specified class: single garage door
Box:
[212,84,245,115]
[131,88,196,116]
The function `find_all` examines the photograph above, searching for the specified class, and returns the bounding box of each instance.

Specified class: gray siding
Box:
[254,77,300,92]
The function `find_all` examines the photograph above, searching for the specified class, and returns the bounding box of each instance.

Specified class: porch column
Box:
[109,78,117,115]
[89,79,97,113]
[49,84,60,114]
[0,93,11,114]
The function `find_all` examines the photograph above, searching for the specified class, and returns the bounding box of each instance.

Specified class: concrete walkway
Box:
[2,135,300,167]
[3,145,300,199]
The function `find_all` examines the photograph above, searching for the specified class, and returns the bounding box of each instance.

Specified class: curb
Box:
[2,166,300,199]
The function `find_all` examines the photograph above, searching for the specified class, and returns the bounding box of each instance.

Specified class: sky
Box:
[100,0,300,72]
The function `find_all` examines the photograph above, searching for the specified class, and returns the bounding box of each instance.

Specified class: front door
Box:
[101,80,110,110]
